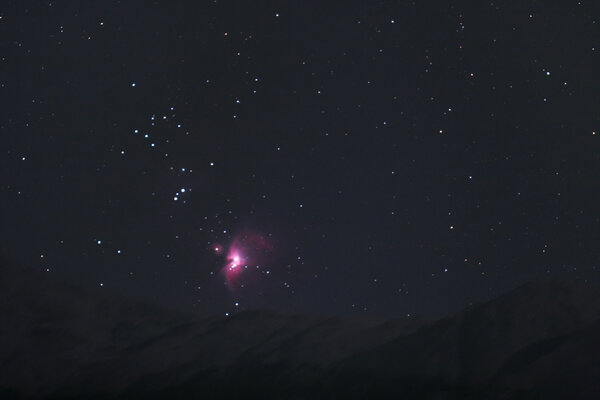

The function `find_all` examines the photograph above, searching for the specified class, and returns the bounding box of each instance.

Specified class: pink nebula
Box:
[221,231,274,286]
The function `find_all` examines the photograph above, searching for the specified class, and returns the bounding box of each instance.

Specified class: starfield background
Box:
[1,1,599,398]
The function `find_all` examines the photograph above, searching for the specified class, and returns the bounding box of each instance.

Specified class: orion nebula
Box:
[217,231,275,288]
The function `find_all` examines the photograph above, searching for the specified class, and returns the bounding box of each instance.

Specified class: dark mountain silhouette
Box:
[1,257,599,399]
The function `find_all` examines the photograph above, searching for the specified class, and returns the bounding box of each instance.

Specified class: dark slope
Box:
[335,280,600,382]
[0,258,418,398]
[0,257,190,397]
[491,317,600,399]
[1,257,599,399]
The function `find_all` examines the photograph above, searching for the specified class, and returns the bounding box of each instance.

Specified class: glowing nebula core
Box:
[220,231,274,286]
[225,248,246,280]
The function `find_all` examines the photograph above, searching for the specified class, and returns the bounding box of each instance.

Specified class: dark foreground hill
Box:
[1,258,599,399]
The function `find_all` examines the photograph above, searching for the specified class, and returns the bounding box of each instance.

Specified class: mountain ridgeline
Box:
[1,258,599,399]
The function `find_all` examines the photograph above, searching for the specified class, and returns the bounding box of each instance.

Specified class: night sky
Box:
[2,1,599,319]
